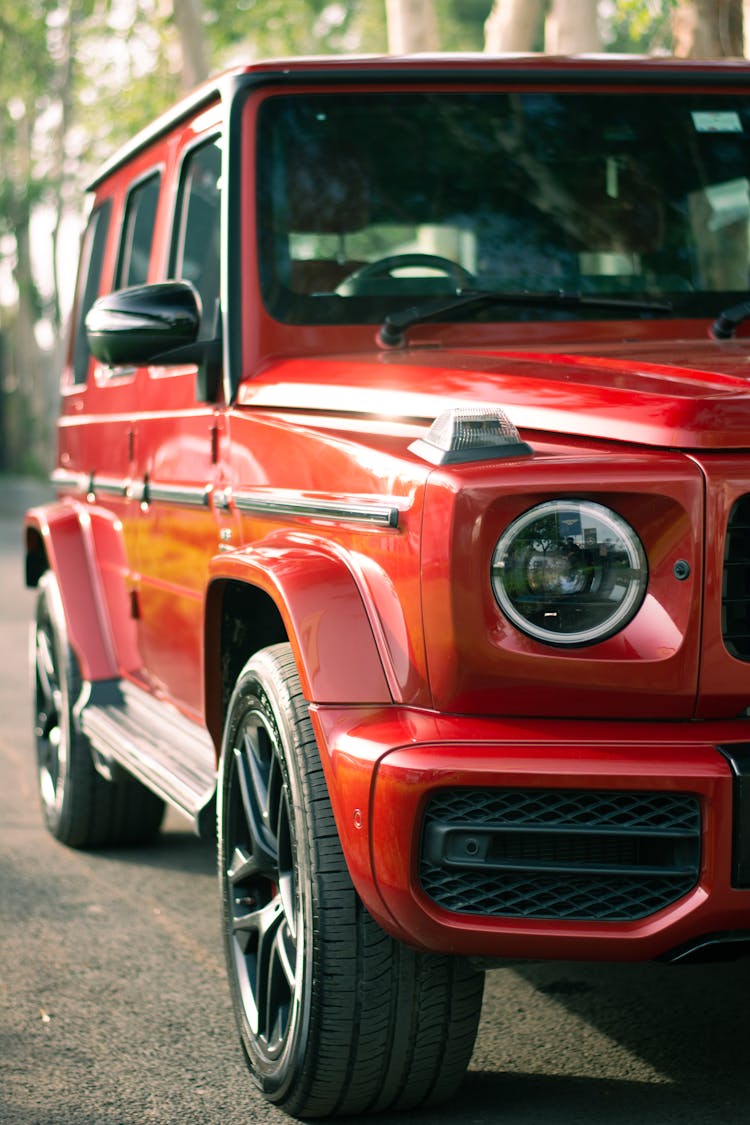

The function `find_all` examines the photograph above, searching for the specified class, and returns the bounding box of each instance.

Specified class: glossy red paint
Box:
[237,343,750,449]
[420,449,705,718]
[25,500,135,681]
[206,544,391,716]
[311,702,745,960]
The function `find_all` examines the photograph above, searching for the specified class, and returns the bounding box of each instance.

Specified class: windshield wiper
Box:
[710,299,750,340]
[378,289,673,348]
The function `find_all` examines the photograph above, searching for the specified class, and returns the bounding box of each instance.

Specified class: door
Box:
[131,135,227,718]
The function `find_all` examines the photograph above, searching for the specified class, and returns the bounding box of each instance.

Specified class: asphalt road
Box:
[2,478,750,1125]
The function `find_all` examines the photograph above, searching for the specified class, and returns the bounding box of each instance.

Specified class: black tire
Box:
[34,571,165,848]
[218,643,484,1119]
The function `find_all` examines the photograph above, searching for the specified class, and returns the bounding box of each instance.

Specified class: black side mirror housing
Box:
[85,281,203,367]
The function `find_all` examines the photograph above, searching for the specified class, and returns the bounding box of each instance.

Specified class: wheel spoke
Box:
[36,628,61,717]
[255,896,295,1044]
[234,736,278,875]
[277,871,297,943]
[36,628,55,693]
[227,844,263,884]
[222,667,307,1062]
[272,916,297,992]
[232,889,282,944]
[34,621,66,802]
[231,889,296,1046]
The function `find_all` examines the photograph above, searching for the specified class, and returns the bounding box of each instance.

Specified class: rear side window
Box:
[116,171,161,288]
[170,139,222,338]
[71,201,111,385]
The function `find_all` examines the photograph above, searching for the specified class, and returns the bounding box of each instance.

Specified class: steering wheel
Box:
[336,253,475,296]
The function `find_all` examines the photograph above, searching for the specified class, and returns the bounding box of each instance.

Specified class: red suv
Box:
[25,54,750,1118]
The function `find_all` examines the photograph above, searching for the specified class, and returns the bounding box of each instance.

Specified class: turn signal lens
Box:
[409,407,531,465]
[491,500,648,646]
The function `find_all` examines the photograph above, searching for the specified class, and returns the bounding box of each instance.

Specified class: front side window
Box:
[71,201,111,384]
[116,171,161,288]
[257,91,750,326]
[170,139,222,338]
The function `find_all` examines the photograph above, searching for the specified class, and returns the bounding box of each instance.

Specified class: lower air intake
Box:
[419,787,701,922]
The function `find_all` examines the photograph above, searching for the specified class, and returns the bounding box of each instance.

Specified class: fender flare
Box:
[205,544,392,748]
[24,500,139,681]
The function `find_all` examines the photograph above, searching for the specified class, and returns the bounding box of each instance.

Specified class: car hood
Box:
[238,337,750,449]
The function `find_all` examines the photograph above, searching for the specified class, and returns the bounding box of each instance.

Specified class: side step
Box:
[79,678,217,837]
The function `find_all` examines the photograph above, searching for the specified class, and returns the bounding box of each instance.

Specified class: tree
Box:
[484,0,602,52]
[672,0,744,55]
[546,0,603,51]
[484,0,547,50]
[386,0,439,51]
[171,0,210,89]
[603,0,677,53]
[0,2,89,472]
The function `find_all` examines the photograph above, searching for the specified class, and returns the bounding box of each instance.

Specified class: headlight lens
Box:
[491,500,648,646]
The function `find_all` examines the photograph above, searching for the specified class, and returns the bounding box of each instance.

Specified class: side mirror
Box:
[85,281,202,367]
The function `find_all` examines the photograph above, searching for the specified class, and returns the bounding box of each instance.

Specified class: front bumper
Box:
[310,706,750,962]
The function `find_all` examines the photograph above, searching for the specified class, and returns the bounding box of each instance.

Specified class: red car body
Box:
[24,53,750,1115]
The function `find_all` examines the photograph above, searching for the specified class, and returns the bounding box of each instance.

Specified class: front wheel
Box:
[218,643,484,1119]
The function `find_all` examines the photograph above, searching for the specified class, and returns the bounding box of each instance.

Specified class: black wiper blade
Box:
[378,289,673,348]
[710,299,750,340]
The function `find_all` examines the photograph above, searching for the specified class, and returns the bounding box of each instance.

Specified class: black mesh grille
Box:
[723,495,750,660]
[419,788,701,922]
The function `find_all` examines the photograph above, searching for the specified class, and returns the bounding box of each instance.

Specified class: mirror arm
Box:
[150,336,223,402]
[150,337,215,365]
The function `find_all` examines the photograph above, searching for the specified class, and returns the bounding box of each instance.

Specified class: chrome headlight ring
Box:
[491,499,648,647]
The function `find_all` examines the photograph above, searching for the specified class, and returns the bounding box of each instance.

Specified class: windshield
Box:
[256,90,750,326]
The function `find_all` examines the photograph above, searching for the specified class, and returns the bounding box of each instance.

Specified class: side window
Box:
[71,201,111,385]
[116,171,161,288]
[170,139,222,338]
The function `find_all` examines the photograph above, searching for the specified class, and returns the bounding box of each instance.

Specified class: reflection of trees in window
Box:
[117,173,161,289]
[170,140,222,338]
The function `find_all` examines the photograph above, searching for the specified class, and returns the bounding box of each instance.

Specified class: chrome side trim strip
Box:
[50,468,88,493]
[94,475,130,497]
[51,469,209,509]
[146,483,210,508]
[49,471,399,528]
[232,491,400,528]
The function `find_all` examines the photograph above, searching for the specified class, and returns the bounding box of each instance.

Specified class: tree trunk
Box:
[484,0,546,52]
[385,0,439,52]
[11,214,53,473]
[545,0,602,52]
[171,0,210,89]
[49,2,78,337]
[673,0,744,57]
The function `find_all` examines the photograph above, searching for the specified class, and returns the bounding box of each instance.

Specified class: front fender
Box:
[25,500,139,681]
[206,545,391,731]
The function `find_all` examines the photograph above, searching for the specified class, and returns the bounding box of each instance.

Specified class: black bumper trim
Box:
[717,743,750,888]
[661,930,750,964]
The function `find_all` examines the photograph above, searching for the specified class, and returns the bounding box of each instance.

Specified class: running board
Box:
[79,679,217,837]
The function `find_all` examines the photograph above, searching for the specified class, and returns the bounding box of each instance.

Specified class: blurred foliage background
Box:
[0,0,744,473]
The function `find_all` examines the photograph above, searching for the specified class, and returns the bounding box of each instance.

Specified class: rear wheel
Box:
[34,571,165,848]
[218,643,484,1118]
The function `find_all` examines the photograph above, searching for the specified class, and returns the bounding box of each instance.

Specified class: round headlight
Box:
[491,500,648,646]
